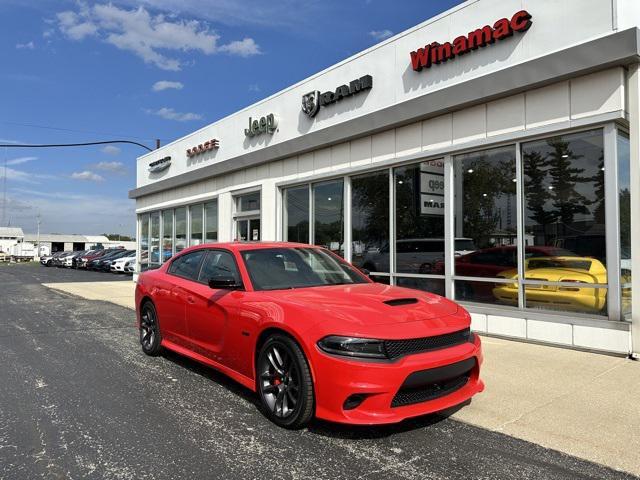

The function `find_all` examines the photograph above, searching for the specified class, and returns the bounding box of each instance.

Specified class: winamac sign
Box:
[410,10,532,72]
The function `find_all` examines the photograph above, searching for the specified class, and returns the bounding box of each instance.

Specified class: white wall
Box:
[136,0,619,189]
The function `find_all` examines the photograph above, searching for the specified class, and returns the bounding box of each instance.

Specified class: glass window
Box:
[162,210,173,262]
[454,146,516,278]
[396,277,445,296]
[175,207,187,253]
[313,180,344,257]
[352,171,389,272]
[190,204,203,246]
[522,129,607,316]
[198,250,241,284]
[237,191,260,212]
[168,250,206,280]
[150,212,160,265]
[457,279,518,305]
[241,247,366,291]
[618,132,631,317]
[395,160,445,274]
[284,185,309,243]
[205,201,218,242]
[139,213,149,268]
[522,129,606,274]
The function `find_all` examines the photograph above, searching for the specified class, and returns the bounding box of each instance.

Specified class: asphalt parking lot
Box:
[0,264,636,480]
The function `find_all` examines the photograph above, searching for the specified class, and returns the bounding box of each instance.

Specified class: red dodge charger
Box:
[135,242,484,428]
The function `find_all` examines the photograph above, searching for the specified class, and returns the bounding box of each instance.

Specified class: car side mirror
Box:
[208,277,242,290]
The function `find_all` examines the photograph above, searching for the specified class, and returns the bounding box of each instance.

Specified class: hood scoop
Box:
[383,298,418,307]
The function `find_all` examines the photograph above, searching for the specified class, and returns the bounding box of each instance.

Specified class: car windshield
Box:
[528,258,592,271]
[241,247,368,291]
[455,239,476,251]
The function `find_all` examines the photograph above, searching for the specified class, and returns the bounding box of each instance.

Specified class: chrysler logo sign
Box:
[148,156,171,173]
[302,75,373,118]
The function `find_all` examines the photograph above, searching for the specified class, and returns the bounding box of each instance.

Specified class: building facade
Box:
[130,0,640,355]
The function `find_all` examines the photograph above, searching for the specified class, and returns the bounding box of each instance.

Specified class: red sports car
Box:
[135,242,484,428]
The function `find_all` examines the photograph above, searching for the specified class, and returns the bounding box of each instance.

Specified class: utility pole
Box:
[36,212,41,259]
[2,148,7,227]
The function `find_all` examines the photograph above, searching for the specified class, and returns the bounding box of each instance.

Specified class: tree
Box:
[523,149,555,230]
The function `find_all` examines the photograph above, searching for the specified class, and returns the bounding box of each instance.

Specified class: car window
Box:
[168,250,206,280]
[197,250,241,284]
[241,247,367,291]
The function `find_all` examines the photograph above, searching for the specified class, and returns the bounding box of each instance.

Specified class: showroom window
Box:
[522,129,607,316]
[162,210,173,261]
[139,213,149,270]
[175,207,187,253]
[313,179,344,256]
[190,204,204,246]
[453,146,518,305]
[234,191,261,241]
[394,160,445,296]
[618,131,631,317]
[351,170,389,279]
[150,212,160,265]
[204,200,218,242]
[279,126,626,320]
[284,185,310,243]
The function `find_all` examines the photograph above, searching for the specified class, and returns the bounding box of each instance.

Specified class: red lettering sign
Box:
[186,138,220,157]
[410,10,532,72]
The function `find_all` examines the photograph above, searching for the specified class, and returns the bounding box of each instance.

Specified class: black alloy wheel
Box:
[257,334,314,429]
[140,302,162,356]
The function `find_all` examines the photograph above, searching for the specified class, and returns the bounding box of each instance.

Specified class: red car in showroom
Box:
[135,242,484,428]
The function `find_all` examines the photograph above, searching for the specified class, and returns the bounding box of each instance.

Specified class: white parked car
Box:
[124,259,137,274]
[110,254,136,273]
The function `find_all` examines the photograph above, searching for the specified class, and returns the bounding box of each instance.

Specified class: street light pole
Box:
[36,213,41,260]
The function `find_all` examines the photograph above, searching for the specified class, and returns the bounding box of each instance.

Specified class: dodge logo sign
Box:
[301,75,373,118]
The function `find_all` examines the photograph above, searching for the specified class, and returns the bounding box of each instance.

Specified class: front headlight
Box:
[317,336,388,359]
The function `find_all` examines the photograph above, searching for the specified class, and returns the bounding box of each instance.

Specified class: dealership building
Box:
[130,0,640,356]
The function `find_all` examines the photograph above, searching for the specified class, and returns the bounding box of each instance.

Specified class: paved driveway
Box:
[0,264,636,479]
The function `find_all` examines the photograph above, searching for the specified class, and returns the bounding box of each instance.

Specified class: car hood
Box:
[260,282,462,330]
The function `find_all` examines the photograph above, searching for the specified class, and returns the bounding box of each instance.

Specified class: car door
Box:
[184,250,243,367]
[156,250,207,347]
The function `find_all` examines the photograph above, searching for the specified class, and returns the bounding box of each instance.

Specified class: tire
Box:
[140,301,163,356]
[256,334,314,429]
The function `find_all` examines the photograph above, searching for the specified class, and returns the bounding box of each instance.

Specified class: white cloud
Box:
[6,156,37,166]
[146,107,202,122]
[101,145,121,155]
[16,41,35,50]
[93,161,127,175]
[218,38,260,57]
[369,29,393,41]
[0,166,37,183]
[55,3,261,71]
[71,170,104,182]
[152,80,184,92]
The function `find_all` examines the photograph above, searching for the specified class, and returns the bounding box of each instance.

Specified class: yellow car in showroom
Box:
[493,256,607,314]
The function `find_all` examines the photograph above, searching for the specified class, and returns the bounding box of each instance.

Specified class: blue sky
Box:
[0,0,462,235]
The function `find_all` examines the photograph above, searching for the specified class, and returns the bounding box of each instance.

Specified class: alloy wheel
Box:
[140,305,157,350]
[259,343,300,419]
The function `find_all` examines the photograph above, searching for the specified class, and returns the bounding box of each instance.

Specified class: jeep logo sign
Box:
[245,113,278,137]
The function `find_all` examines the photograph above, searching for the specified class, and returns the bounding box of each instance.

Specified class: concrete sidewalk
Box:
[43,280,640,477]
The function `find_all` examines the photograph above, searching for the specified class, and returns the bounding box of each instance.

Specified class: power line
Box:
[0,140,154,152]
[0,120,165,142]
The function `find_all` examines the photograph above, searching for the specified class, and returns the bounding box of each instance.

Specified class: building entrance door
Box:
[236,217,260,242]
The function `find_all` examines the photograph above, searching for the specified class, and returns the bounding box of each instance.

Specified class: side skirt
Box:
[160,339,256,392]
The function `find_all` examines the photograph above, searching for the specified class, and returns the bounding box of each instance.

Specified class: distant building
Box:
[0,227,24,253]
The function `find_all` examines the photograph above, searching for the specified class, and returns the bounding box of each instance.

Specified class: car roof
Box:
[179,241,316,254]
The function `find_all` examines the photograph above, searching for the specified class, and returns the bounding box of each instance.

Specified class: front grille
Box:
[391,372,470,407]
[384,328,472,360]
